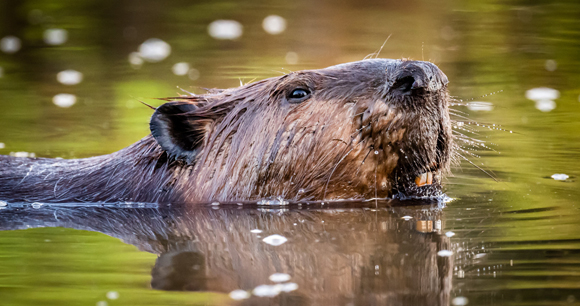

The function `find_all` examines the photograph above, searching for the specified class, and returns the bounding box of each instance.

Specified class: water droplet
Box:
[1,36,21,54]
[57,70,83,85]
[262,234,288,246]
[208,20,243,40]
[374,150,379,154]
[551,173,569,181]
[106,291,119,300]
[43,28,68,45]
[401,216,412,220]
[229,289,250,300]
[269,273,291,282]
[252,284,281,297]
[250,229,262,233]
[172,62,189,76]
[262,15,286,35]
[53,94,76,108]
[138,38,171,62]
[285,51,298,65]
[445,231,455,237]
[452,296,469,306]
[211,202,220,206]
[437,250,453,257]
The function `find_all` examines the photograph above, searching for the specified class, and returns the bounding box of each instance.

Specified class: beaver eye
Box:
[288,88,311,102]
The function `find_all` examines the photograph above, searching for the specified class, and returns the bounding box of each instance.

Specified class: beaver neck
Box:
[0,136,184,203]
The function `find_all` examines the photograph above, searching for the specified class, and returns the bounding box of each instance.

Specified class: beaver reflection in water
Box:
[0,59,453,203]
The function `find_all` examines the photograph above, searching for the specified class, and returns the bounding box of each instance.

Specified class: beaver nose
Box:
[391,61,447,95]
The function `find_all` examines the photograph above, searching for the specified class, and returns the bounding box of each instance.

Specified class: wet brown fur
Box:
[0,59,453,204]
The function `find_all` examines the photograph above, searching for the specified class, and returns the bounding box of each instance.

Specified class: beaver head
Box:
[150,59,452,202]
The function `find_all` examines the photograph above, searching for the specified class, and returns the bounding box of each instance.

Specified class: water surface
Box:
[1,0,580,305]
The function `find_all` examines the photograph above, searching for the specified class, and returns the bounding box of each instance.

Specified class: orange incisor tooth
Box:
[415,172,433,187]
[415,173,427,187]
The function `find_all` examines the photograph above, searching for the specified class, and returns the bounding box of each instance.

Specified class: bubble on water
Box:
[188,68,200,81]
[445,231,455,237]
[106,291,119,300]
[138,38,171,62]
[437,250,453,257]
[535,99,556,112]
[452,296,469,306]
[257,197,288,206]
[31,202,43,209]
[279,282,298,292]
[262,234,288,246]
[250,229,262,233]
[10,152,35,158]
[285,52,298,65]
[208,20,243,40]
[1,36,21,54]
[57,70,83,85]
[269,273,291,282]
[525,87,559,101]
[53,93,77,108]
[172,62,189,76]
[229,289,250,300]
[401,216,413,220]
[43,28,68,45]
[211,202,220,206]
[466,101,494,112]
[262,15,286,35]
[0,143,4,149]
[544,59,557,72]
[128,52,143,68]
[551,173,569,181]
[252,284,281,297]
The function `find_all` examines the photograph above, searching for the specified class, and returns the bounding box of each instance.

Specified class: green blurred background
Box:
[0,0,580,305]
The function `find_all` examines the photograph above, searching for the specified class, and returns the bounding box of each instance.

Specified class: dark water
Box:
[1,0,580,305]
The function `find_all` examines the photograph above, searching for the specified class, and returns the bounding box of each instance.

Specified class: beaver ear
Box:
[150,102,209,163]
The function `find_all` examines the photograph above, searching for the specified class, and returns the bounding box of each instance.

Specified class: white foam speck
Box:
[0,143,5,149]
[252,284,281,297]
[229,289,251,300]
[10,152,35,158]
[545,59,557,71]
[138,38,171,62]
[1,36,21,54]
[526,87,559,101]
[263,234,288,246]
[250,229,262,233]
[128,52,143,68]
[211,202,220,206]
[43,28,68,45]
[285,51,298,65]
[53,93,77,108]
[208,20,243,40]
[269,273,291,282]
[437,250,453,257]
[445,231,455,237]
[402,216,413,220]
[0,200,7,207]
[535,99,556,112]
[257,197,289,206]
[172,62,189,76]
[106,291,119,300]
[279,282,298,292]
[551,173,569,181]
[57,70,83,85]
[474,253,486,258]
[467,101,494,112]
[452,296,469,306]
[262,15,286,35]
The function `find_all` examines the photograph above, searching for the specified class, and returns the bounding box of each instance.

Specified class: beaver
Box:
[0,59,453,204]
